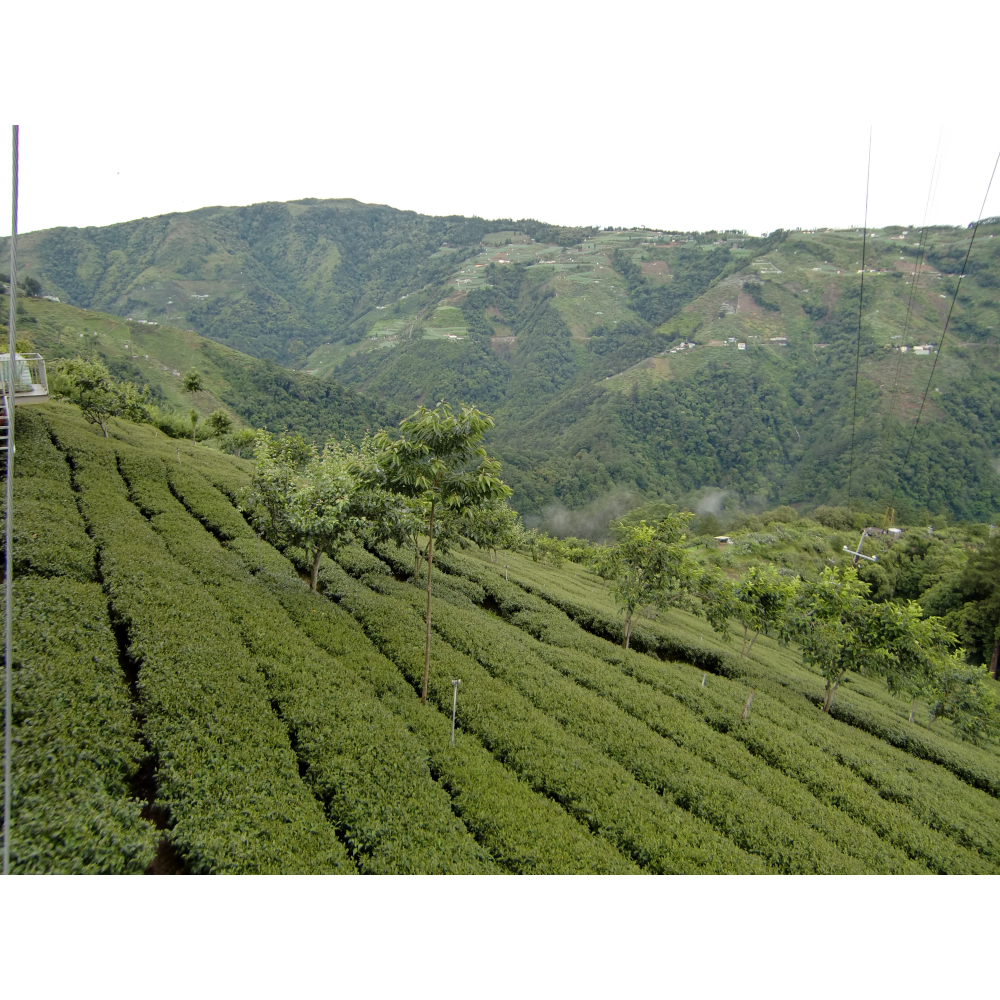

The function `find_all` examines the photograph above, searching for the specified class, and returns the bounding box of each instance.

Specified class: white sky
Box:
[5,1,1000,238]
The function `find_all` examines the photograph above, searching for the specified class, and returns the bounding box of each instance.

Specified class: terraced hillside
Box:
[7,402,1000,873]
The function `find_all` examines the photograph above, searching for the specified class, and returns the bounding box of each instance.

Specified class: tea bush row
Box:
[116,447,497,874]
[301,556,766,873]
[351,568,873,873]
[362,571,934,874]
[46,414,354,874]
[431,548,1000,871]
[6,578,157,873]
[448,548,1000,809]
[165,465,638,873]
[5,409,96,582]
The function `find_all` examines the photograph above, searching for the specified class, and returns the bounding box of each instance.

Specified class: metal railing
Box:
[0,352,48,403]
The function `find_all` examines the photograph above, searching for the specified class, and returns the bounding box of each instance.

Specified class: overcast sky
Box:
[5,1,1000,238]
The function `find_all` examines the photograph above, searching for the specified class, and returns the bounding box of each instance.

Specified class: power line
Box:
[847,130,872,506]
[889,146,1000,511]
[873,133,942,498]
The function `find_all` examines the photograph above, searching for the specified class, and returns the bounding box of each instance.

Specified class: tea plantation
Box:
[6,402,1000,873]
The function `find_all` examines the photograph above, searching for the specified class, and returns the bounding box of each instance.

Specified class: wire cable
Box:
[873,133,942,498]
[889,147,1000,511]
[847,130,872,505]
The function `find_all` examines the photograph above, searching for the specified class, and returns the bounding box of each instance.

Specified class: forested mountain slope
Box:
[7,204,1000,523]
[8,401,1000,874]
[1,200,594,365]
[0,293,393,441]
[334,222,1000,523]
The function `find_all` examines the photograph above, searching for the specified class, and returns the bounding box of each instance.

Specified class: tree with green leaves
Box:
[460,497,522,563]
[874,600,955,720]
[363,401,511,703]
[189,409,200,444]
[222,427,260,458]
[183,369,202,393]
[794,566,894,713]
[594,511,697,652]
[703,565,798,657]
[241,432,364,591]
[50,357,149,437]
[205,408,233,439]
[929,659,1000,745]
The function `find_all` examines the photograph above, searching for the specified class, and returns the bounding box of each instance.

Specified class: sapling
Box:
[361,402,510,704]
[594,510,697,652]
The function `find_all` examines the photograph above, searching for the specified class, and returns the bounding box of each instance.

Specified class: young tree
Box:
[51,357,149,437]
[874,600,955,720]
[183,369,203,393]
[364,402,511,703]
[205,408,233,439]
[794,566,891,713]
[460,497,521,563]
[928,658,1000,745]
[222,427,259,458]
[241,433,363,591]
[594,511,697,652]
[189,409,200,444]
[704,565,798,657]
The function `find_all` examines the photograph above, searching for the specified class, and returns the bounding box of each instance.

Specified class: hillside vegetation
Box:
[0,293,394,442]
[7,401,1000,874]
[9,205,998,524]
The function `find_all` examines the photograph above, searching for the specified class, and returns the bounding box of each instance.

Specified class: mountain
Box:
[6,204,1000,524]
[2,200,595,365]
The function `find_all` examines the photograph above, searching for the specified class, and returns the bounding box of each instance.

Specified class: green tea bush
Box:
[306,555,766,873]
[354,570,869,873]
[7,578,156,873]
[615,649,998,872]
[166,465,637,873]
[6,408,95,582]
[116,448,495,874]
[438,548,1000,872]
[46,414,354,874]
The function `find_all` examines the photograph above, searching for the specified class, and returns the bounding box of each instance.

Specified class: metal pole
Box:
[450,679,461,746]
[4,124,19,876]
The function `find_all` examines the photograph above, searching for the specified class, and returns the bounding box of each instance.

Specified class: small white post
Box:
[450,679,461,746]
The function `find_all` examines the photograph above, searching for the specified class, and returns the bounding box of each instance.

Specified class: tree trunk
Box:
[741,689,755,721]
[823,678,840,713]
[310,547,323,592]
[99,418,109,438]
[422,504,435,704]
[192,425,197,445]
[623,609,633,652]
[909,698,916,724]
[747,631,760,655]
[990,636,999,680]
[740,625,748,658]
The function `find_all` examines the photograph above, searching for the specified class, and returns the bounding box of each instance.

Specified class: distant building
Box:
[714,536,733,546]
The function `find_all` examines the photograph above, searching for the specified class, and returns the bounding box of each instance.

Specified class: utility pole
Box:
[4,125,19,875]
